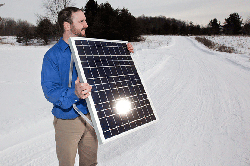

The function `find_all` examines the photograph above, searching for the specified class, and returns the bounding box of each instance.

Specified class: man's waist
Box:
[52,106,89,119]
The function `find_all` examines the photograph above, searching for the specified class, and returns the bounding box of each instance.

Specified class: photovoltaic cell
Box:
[69,37,158,144]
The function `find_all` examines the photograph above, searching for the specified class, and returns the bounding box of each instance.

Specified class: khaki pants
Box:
[53,114,98,166]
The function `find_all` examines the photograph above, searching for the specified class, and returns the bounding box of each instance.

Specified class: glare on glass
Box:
[115,98,131,115]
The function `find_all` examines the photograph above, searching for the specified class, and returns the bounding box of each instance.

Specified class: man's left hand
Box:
[127,43,134,53]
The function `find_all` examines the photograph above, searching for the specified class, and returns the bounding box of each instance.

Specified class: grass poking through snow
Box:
[195,36,236,53]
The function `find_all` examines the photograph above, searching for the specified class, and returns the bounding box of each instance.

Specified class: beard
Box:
[70,25,86,37]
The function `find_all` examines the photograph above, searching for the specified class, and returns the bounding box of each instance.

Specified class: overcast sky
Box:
[0,0,249,26]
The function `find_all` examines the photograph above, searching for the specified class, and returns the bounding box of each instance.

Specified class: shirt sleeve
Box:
[41,50,79,110]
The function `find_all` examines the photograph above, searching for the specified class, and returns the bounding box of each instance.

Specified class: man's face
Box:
[70,11,88,37]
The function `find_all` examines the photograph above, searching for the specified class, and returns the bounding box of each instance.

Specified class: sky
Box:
[0,0,249,26]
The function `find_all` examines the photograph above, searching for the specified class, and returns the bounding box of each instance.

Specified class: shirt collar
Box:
[58,37,69,52]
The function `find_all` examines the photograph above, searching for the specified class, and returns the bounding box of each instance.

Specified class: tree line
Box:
[137,13,250,36]
[0,0,249,45]
[84,0,140,41]
[0,17,57,45]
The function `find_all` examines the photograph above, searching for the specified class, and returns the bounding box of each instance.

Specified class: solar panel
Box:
[69,37,158,144]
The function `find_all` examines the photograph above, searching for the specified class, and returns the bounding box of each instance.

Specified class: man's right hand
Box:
[75,77,92,99]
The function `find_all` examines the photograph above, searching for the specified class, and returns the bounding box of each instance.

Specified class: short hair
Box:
[58,7,82,32]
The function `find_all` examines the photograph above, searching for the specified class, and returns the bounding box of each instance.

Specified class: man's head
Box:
[58,7,88,37]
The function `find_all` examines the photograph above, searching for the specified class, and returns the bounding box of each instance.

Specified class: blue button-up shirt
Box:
[41,38,88,119]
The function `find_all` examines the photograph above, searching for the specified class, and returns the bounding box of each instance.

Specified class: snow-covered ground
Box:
[203,36,250,55]
[0,35,250,165]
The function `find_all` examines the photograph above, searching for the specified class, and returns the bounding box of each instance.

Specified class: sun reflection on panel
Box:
[115,98,131,115]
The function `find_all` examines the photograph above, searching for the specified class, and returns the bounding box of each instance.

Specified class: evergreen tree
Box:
[242,17,250,35]
[136,15,152,34]
[84,0,98,27]
[179,23,188,35]
[208,18,220,35]
[223,13,243,35]
[162,20,171,34]
[116,8,140,41]
[36,18,53,45]
[171,21,180,35]
[84,0,140,41]
[16,22,35,45]
[94,2,117,39]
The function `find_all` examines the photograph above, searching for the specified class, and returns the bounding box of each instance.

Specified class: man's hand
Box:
[127,43,134,53]
[75,77,92,99]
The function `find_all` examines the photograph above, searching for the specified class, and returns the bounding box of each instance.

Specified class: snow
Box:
[0,36,18,45]
[0,35,250,165]
[203,36,250,55]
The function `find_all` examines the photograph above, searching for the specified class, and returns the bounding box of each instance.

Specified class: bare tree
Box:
[0,18,17,36]
[0,3,5,21]
[43,0,75,23]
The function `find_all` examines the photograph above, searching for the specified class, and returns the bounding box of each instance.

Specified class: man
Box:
[41,7,134,166]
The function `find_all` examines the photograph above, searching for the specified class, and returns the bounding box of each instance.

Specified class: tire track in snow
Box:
[141,53,171,83]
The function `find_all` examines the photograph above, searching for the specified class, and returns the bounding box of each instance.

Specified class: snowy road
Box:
[134,36,250,166]
[1,36,250,165]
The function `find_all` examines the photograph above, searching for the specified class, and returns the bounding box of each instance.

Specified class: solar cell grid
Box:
[69,37,157,144]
